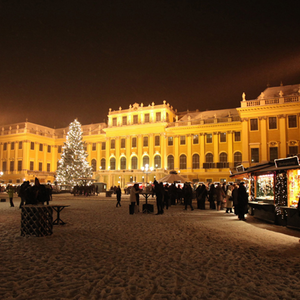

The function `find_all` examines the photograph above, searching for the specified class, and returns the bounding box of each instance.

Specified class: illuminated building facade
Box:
[0,84,300,187]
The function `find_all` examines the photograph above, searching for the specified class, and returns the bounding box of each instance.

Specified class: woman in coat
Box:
[215,183,225,211]
[225,183,234,213]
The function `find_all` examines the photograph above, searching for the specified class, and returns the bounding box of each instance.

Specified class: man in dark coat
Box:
[116,185,121,207]
[154,180,164,214]
[237,182,248,220]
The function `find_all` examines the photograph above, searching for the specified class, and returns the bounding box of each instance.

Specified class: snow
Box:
[1,193,300,300]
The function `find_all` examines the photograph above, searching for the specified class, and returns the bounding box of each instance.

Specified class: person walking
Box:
[215,183,225,211]
[232,183,239,215]
[184,183,194,211]
[225,183,234,213]
[116,185,121,207]
[7,184,14,207]
[237,182,248,220]
[208,183,216,209]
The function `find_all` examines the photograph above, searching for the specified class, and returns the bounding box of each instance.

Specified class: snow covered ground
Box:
[1,193,300,300]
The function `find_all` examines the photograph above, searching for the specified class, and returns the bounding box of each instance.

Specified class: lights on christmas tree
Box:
[56,119,93,187]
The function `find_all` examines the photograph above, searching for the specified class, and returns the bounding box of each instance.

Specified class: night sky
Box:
[1,0,300,128]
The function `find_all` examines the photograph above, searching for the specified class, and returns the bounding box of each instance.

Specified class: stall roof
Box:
[253,164,300,174]
[230,162,275,177]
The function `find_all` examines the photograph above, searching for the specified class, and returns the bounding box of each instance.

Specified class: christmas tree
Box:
[56,119,93,186]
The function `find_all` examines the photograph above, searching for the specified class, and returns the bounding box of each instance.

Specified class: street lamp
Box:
[141,164,153,183]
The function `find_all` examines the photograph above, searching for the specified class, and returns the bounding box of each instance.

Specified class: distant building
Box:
[0,84,300,187]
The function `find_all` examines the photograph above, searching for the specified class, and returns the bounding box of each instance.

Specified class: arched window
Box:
[110,157,116,170]
[154,155,161,169]
[131,156,138,169]
[234,152,242,167]
[91,159,96,172]
[205,153,213,163]
[219,152,227,162]
[167,155,174,170]
[192,154,200,169]
[180,154,187,169]
[120,157,126,170]
[101,158,106,170]
[143,156,149,168]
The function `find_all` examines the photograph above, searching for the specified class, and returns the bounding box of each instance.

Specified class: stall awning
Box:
[230,162,275,177]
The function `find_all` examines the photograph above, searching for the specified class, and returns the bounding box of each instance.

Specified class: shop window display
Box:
[287,169,300,207]
[256,174,274,200]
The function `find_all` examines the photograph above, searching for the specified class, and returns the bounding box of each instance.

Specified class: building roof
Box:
[179,108,239,121]
[257,84,300,100]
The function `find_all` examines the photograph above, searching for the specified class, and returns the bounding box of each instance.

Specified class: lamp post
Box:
[141,164,153,183]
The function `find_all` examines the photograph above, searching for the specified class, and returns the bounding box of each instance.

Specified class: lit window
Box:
[206,134,212,143]
[167,155,174,170]
[269,117,277,130]
[132,137,137,148]
[180,154,187,169]
[250,119,258,131]
[180,136,186,145]
[288,115,297,128]
[144,113,150,123]
[155,136,160,146]
[234,132,241,142]
[121,138,125,148]
[168,137,173,146]
[111,139,115,149]
[120,157,126,170]
[270,147,278,161]
[143,136,148,147]
[251,148,259,163]
[193,135,199,144]
[220,133,226,143]
[192,154,199,169]
[156,112,161,122]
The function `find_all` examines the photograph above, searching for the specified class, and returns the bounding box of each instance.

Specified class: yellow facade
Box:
[0,84,300,187]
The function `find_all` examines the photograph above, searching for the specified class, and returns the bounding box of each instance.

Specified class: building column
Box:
[96,142,100,171]
[137,135,143,168]
[149,134,154,168]
[278,114,287,158]
[200,133,205,169]
[213,132,219,163]
[187,134,192,171]
[260,117,268,162]
[105,138,110,170]
[161,134,166,169]
[174,135,179,170]
[126,136,131,169]
[115,137,120,169]
[227,131,233,165]
[241,118,249,167]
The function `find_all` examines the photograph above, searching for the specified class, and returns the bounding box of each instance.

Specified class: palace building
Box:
[1,83,300,187]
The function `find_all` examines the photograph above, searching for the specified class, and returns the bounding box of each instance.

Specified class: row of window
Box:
[250,115,297,131]
[2,142,56,153]
[103,132,242,150]
[2,161,51,172]
[250,146,299,163]
[111,112,169,126]
[95,152,243,171]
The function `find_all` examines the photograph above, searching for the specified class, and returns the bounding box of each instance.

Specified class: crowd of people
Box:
[122,181,249,220]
